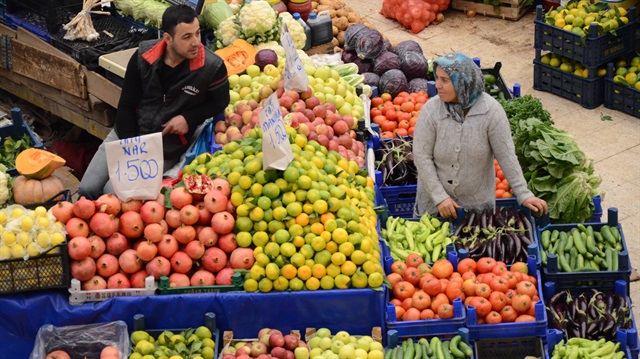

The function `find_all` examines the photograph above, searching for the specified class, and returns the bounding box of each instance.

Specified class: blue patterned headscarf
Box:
[433,52,485,123]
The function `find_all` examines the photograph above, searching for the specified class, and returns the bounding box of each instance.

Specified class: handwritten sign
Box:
[259,93,293,170]
[105,133,163,201]
[281,22,308,92]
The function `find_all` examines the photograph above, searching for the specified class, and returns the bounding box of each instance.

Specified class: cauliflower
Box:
[255,41,285,58]
[0,166,10,207]
[215,17,240,49]
[278,12,307,50]
[297,50,314,68]
[238,1,278,37]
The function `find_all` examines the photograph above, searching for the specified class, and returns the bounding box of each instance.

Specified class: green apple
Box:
[304,65,316,76]
[333,95,345,110]
[238,74,252,88]
[369,342,383,352]
[336,84,347,97]
[316,328,332,338]
[228,74,240,88]
[313,84,325,94]
[354,349,368,359]
[308,337,322,349]
[246,65,261,78]
[323,350,334,357]
[344,92,356,105]
[326,78,338,92]
[295,347,310,359]
[368,350,383,359]
[324,87,336,96]
[338,103,353,116]
[338,344,355,359]
[315,66,331,81]
[349,338,357,344]
[319,337,333,351]
[331,69,341,81]
[331,340,344,354]
[324,93,335,105]
[310,348,324,358]
[251,82,263,92]
[327,354,339,359]
[316,92,326,103]
[355,339,370,352]
[229,91,241,105]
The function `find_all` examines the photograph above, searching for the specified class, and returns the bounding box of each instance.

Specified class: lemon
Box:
[21,216,34,231]
[549,57,561,68]
[0,211,6,225]
[2,231,16,246]
[0,245,10,260]
[11,208,24,219]
[10,243,26,258]
[26,243,40,257]
[51,232,65,246]
[16,232,31,246]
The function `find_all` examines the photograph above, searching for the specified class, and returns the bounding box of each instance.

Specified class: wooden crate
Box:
[451,0,533,20]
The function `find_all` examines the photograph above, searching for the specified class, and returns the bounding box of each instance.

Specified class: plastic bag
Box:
[30,321,129,359]
[380,0,450,33]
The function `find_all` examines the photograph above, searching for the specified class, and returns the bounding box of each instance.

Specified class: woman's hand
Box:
[437,198,461,219]
[523,196,548,214]
[162,115,189,136]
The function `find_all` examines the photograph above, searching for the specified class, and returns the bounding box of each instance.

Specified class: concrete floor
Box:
[341,0,640,320]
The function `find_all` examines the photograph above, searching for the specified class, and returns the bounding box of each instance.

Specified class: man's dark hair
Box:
[161,4,198,36]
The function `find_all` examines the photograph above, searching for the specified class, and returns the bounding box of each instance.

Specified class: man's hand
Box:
[162,115,189,136]
[522,196,548,214]
[437,198,461,219]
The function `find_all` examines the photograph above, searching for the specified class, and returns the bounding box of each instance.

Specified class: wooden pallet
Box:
[451,0,533,20]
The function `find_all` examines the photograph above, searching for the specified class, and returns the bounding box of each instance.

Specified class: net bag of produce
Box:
[30,321,129,359]
[380,0,450,33]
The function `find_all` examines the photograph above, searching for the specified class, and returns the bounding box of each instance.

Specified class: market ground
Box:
[342,1,640,318]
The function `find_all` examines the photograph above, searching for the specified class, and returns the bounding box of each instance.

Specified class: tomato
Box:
[422,278,442,296]
[381,93,392,102]
[501,271,518,289]
[408,127,415,135]
[477,257,497,274]
[380,121,397,132]
[396,128,409,137]
[437,303,454,319]
[416,94,428,103]
[439,278,449,292]
[395,305,405,320]
[418,272,435,288]
[391,261,406,275]
[527,298,538,316]
[398,112,412,123]
[489,276,509,293]
[397,91,410,98]
[403,267,421,286]
[470,297,492,317]
[420,309,436,320]
[499,305,518,322]
[475,283,492,298]
[485,311,502,324]
[415,102,424,111]
[495,189,506,198]
[510,262,528,275]
[489,291,507,311]
[462,271,476,280]
[527,275,538,286]
[406,253,424,268]
[516,281,537,297]
[401,101,415,112]
[393,96,405,106]
[479,273,496,286]
[496,169,504,180]
[492,264,508,276]
[381,131,395,139]
[430,293,449,312]
[411,290,431,310]
[515,314,536,322]
[398,120,411,130]
[385,109,398,121]
[386,273,403,288]
[502,192,513,198]
[457,258,477,274]
[409,116,418,128]
[432,259,454,279]
[462,278,478,296]
[371,97,384,107]
[402,307,421,321]
[464,295,475,308]
[393,281,415,301]
[445,281,463,302]
[401,297,413,311]
[505,289,517,305]
[512,294,532,314]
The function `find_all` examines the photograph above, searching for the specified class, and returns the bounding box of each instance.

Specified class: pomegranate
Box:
[164,209,182,229]
[95,193,121,215]
[216,267,235,285]
[212,178,231,197]
[71,257,96,281]
[121,199,143,213]
[190,270,215,286]
[130,269,150,288]
[51,201,74,224]
[146,256,171,279]
[136,240,158,262]
[119,211,144,239]
[90,212,118,238]
[157,234,179,258]
[107,273,131,289]
[96,253,119,277]
[173,225,196,245]
[73,196,96,219]
[202,247,227,273]
[225,201,236,215]
[170,187,193,209]
[203,190,228,214]
[211,211,235,235]
[198,227,218,247]
[170,251,193,274]
[46,350,71,359]
[230,248,255,269]
[195,202,212,225]
[87,235,106,259]
[66,218,89,238]
[218,233,238,254]
[179,204,200,225]
[68,236,91,261]
[106,232,129,256]
[82,275,107,290]
[185,240,205,260]
[143,222,165,243]
[118,249,142,274]
[183,174,215,201]
[169,273,191,288]
[140,201,165,224]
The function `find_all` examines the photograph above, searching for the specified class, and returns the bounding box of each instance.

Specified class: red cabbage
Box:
[362,72,380,87]
[400,51,429,80]
[353,58,372,74]
[255,49,278,70]
[356,29,385,60]
[379,69,407,97]
[372,51,401,76]
[341,50,358,64]
[393,40,423,58]
[383,40,393,53]
[344,24,368,52]
[409,78,430,93]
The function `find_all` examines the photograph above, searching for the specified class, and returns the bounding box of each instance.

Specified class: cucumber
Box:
[457,341,473,358]
[448,336,465,359]
[385,347,396,359]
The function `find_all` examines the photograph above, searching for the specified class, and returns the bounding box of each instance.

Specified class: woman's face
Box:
[435,66,457,103]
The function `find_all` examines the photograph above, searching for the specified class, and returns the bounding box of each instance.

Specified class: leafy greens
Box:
[499,95,553,134]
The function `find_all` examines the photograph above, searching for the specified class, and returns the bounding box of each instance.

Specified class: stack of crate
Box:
[533,4,637,109]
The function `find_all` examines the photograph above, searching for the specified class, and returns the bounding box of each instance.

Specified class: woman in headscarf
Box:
[413,52,547,218]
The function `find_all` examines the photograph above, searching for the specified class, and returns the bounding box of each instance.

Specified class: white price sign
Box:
[259,93,293,170]
[281,22,308,92]
[106,133,163,201]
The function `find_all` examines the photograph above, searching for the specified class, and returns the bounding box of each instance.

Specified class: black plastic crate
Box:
[604,63,640,118]
[0,243,70,294]
[473,336,546,359]
[481,62,515,100]
[7,0,81,34]
[534,4,638,67]
[533,58,605,109]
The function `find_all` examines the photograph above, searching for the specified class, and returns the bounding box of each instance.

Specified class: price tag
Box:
[105,133,163,201]
[259,93,293,171]
[281,22,309,92]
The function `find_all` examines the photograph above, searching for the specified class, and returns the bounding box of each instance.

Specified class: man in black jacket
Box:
[79,4,229,199]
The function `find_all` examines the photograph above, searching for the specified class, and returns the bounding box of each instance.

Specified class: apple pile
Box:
[306,328,384,359]
[222,328,310,359]
[45,346,119,359]
[55,177,254,290]
[388,255,541,324]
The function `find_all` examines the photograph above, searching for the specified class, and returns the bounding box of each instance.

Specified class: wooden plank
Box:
[15,27,73,60]
[0,67,112,139]
[451,0,532,20]
[11,39,87,99]
[0,23,16,38]
[83,68,122,109]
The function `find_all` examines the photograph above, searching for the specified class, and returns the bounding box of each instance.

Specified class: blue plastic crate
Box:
[385,327,474,359]
[466,256,548,340]
[543,279,638,354]
[537,208,632,294]
[379,185,417,218]
[0,108,44,177]
[534,5,637,67]
[4,13,50,43]
[604,62,640,118]
[385,297,467,338]
[533,57,605,109]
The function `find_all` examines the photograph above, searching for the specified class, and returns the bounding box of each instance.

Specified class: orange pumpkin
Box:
[12,175,64,205]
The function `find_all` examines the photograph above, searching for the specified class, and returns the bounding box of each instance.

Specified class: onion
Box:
[467,10,477,17]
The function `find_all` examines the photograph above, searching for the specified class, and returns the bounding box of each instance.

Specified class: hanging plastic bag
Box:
[30,321,129,359]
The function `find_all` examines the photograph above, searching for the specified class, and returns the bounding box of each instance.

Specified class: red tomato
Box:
[457,258,477,274]
[501,271,518,289]
[505,289,518,305]
[489,291,507,311]
[475,283,492,298]
[515,314,536,322]
[393,281,416,301]
[477,257,497,274]
[411,290,431,311]
[500,305,518,322]
[485,311,502,324]
[437,303,454,319]
[391,261,406,275]
[512,294,532,314]
[470,297,492,318]
[516,281,538,297]
[489,276,509,293]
